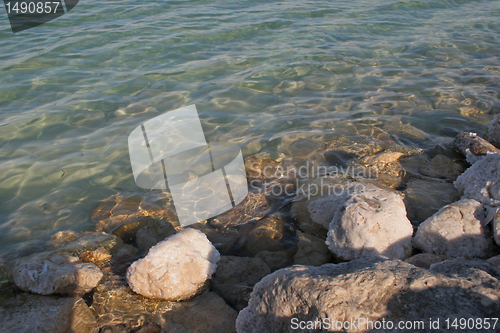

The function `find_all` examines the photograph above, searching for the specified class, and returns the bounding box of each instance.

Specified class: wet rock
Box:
[323,150,356,166]
[418,154,465,180]
[236,257,500,333]
[255,250,292,272]
[91,193,177,243]
[453,132,500,164]
[12,253,103,295]
[136,220,176,254]
[0,293,97,333]
[326,184,413,260]
[212,256,271,310]
[486,113,500,148]
[429,258,500,279]
[48,230,123,260]
[413,199,497,258]
[154,292,237,333]
[357,151,406,188]
[188,221,239,254]
[404,178,459,223]
[454,154,500,206]
[243,213,294,256]
[245,155,281,188]
[293,231,333,266]
[404,253,451,269]
[127,228,220,301]
[488,255,500,268]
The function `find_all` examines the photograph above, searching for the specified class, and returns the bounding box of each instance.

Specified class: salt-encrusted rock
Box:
[293,231,333,266]
[453,132,500,164]
[404,178,459,223]
[326,184,413,260]
[413,199,496,258]
[126,228,220,301]
[212,256,271,310]
[0,294,97,333]
[486,113,500,148]
[404,253,451,269]
[454,154,500,206]
[492,209,500,246]
[236,258,500,333]
[12,254,103,295]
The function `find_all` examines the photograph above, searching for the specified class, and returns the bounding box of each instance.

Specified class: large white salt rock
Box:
[454,154,500,206]
[126,228,220,301]
[413,199,496,258]
[326,184,413,260]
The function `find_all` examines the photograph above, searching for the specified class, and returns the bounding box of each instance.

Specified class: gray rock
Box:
[293,231,333,266]
[155,292,237,333]
[236,258,500,333]
[136,219,176,253]
[413,199,496,258]
[488,255,500,268]
[454,153,500,206]
[492,209,500,246]
[326,184,413,260]
[404,253,452,269]
[212,256,271,310]
[453,132,500,164]
[12,254,103,295]
[486,113,500,148]
[404,178,459,223]
[255,250,292,272]
[429,258,500,280]
[126,228,220,301]
[0,294,97,333]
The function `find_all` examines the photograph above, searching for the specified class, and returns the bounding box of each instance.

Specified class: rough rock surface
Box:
[488,255,500,268]
[212,256,271,310]
[136,220,176,253]
[404,253,452,269]
[12,254,103,295]
[126,228,220,301]
[453,132,500,164]
[0,294,98,333]
[429,258,500,279]
[454,154,500,206]
[326,184,413,260]
[486,113,500,148]
[236,257,500,333]
[413,199,496,258]
[404,178,459,223]
[255,250,292,272]
[293,231,333,266]
[492,209,500,246]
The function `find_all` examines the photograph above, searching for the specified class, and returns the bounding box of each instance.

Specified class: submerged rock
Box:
[212,256,271,310]
[0,293,97,333]
[453,132,500,164]
[454,154,500,206]
[326,184,413,260]
[404,178,459,223]
[236,258,500,333]
[486,113,500,148]
[12,253,103,295]
[255,250,292,272]
[413,199,497,258]
[135,219,176,254]
[126,228,220,301]
[293,231,333,266]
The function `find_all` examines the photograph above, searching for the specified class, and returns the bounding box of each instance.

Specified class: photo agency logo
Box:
[128,105,248,227]
[3,0,78,33]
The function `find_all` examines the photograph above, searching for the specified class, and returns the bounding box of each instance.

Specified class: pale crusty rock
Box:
[126,228,220,301]
[413,199,496,258]
[293,231,333,266]
[404,253,451,269]
[454,153,500,206]
[486,113,500,148]
[0,294,97,333]
[12,254,103,295]
[212,256,271,310]
[236,258,500,333]
[429,257,500,279]
[326,184,413,260]
[453,132,500,164]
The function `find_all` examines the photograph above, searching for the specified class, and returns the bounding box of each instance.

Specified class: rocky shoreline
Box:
[2,115,500,332]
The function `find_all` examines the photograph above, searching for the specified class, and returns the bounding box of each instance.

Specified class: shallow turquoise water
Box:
[0,0,500,253]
